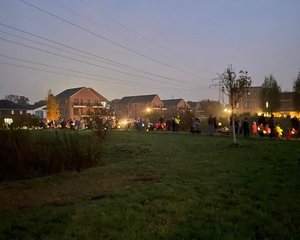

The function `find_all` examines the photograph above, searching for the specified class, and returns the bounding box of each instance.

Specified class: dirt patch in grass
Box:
[0,169,158,213]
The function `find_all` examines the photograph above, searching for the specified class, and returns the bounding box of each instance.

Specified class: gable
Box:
[56,87,84,100]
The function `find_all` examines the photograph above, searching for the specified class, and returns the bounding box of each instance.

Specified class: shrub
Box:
[0,130,103,181]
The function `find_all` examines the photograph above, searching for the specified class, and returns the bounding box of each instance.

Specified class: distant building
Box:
[162,99,188,115]
[236,86,262,115]
[114,94,165,119]
[278,92,295,117]
[26,100,47,119]
[56,87,109,120]
[236,87,299,117]
[0,100,28,125]
[187,101,203,117]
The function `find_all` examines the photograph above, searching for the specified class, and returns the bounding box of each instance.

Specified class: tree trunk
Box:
[232,107,237,144]
[232,119,237,144]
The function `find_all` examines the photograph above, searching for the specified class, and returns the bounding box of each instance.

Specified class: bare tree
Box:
[220,66,252,144]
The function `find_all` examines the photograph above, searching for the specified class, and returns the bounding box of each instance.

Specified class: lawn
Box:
[0,130,300,239]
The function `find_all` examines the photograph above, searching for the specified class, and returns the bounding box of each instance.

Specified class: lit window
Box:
[4,118,13,125]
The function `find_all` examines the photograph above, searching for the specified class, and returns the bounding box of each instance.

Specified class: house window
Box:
[87,100,90,105]
[94,100,98,105]
[74,108,79,115]
[11,110,14,115]
[20,110,23,115]
[4,118,13,125]
[74,99,79,104]
[101,102,106,107]
[244,102,251,108]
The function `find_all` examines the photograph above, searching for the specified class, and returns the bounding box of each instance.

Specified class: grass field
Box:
[0,130,300,239]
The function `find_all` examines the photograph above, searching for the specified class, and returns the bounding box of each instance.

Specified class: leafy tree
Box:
[5,94,19,103]
[220,66,252,144]
[293,72,300,112]
[5,95,29,106]
[260,74,281,113]
[46,90,59,121]
[17,96,30,107]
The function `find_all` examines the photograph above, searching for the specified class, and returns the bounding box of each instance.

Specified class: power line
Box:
[0,36,197,88]
[79,0,207,77]
[0,53,193,90]
[51,0,162,57]
[18,0,202,79]
[0,29,123,69]
[0,22,204,86]
[0,59,187,90]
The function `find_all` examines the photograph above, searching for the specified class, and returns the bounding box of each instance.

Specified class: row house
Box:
[187,101,206,119]
[0,100,28,125]
[162,99,189,117]
[114,94,165,119]
[56,87,109,120]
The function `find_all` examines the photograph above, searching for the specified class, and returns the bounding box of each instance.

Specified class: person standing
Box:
[251,121,257,136]
[243,117,250,137]
[269,114,275,139]
[208,114,214,135]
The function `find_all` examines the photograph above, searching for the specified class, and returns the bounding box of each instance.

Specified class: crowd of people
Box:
[43,113,300,140]
[230,114,299,139]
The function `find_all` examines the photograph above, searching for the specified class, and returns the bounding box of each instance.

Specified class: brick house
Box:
[114,94,165,119]
[56,87,109,120]
[162,99,189,116]
[187,101,205,119]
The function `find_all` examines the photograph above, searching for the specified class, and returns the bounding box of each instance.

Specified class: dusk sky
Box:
[0,0,299,104]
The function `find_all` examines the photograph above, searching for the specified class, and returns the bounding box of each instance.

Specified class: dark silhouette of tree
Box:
[17,96,30,107]
[220,66,252,144]
[260,74,281,114]
[5,95,29,106]
[293,72,300,112]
